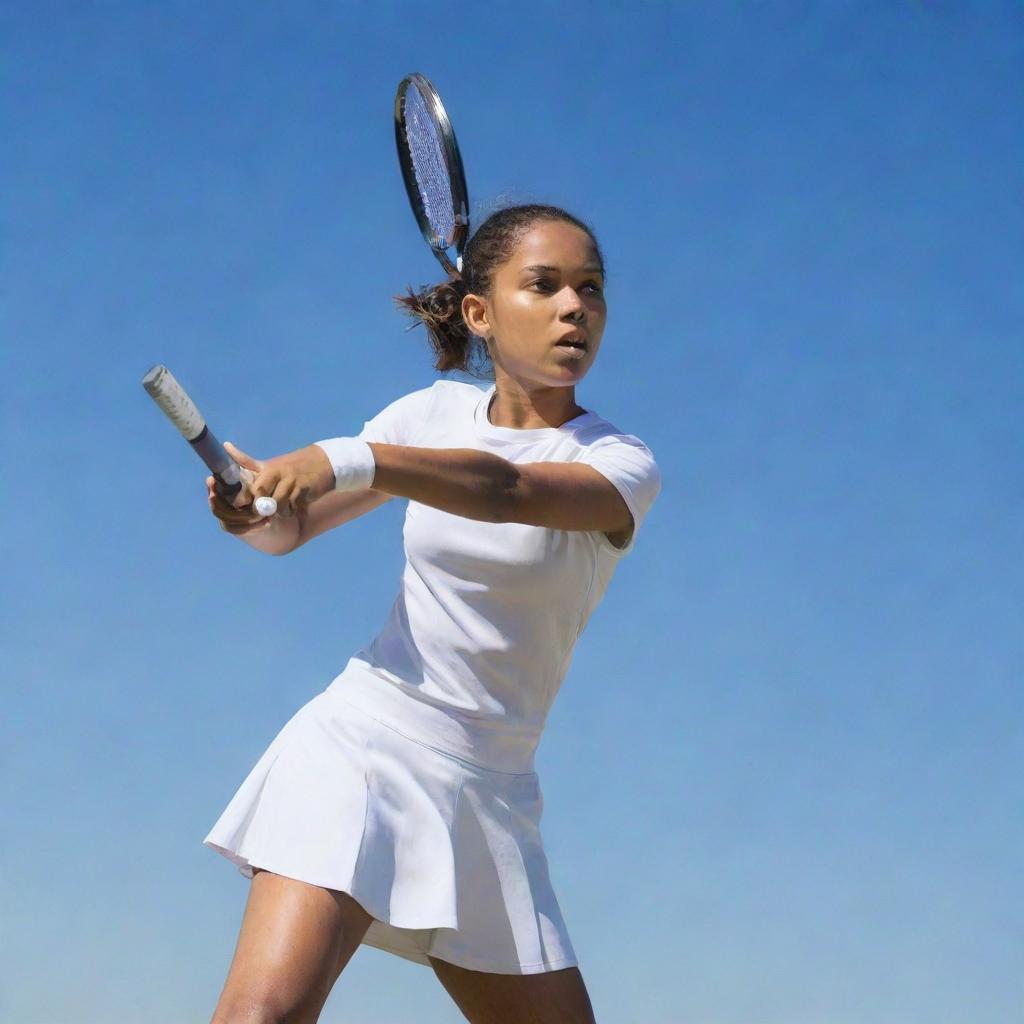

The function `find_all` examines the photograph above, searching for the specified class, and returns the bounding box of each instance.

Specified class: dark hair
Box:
[393,203,605,379]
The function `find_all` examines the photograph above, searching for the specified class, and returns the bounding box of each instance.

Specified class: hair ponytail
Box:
[394,272,492,378]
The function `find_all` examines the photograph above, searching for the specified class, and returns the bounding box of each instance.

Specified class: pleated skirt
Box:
[202,663,578,975]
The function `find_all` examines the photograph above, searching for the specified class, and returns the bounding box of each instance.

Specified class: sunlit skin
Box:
[461,220,607,430]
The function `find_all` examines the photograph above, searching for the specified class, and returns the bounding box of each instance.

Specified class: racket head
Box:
[394,73,470,275]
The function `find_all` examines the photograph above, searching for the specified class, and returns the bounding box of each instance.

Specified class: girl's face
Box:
[464,220,607,388]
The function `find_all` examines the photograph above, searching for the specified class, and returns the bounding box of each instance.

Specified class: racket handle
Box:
[142,364,276,517]
[198,429,242,497]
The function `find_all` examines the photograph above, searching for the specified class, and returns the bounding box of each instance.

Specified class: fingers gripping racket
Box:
[394,73,470,275]
[141,365,277,517]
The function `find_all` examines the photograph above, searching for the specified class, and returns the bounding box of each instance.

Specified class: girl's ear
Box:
[461,292,489,338]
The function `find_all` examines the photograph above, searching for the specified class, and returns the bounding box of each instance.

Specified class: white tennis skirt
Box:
[202,661,578,975]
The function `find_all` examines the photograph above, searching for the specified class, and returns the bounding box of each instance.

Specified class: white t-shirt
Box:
[333,380,662,753]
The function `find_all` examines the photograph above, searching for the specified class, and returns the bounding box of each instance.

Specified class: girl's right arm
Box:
[206,441,394,555]
[208,476,394,554]
[289,486,394,551]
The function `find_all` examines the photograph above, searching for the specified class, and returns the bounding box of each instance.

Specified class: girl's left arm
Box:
[368,444,634,537]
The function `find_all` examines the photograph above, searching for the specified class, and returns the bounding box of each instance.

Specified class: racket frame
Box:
[394,72,470,276]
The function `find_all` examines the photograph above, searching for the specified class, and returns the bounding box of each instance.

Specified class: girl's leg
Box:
[428,955,597,1024]
[210,867,374,1024]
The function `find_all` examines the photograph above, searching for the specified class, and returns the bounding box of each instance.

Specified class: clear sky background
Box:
[3,3,1021,1023]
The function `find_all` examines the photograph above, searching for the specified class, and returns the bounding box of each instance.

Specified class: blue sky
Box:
[3,3,1021,1022]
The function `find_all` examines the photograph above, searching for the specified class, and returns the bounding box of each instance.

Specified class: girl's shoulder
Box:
[571,412,657,461]
[428,378,487,399]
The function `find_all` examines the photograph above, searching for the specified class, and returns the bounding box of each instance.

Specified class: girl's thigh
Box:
[211,867,374,1024]
[428,955,597,1024]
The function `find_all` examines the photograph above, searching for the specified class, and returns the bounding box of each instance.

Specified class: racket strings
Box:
[402,87,456,247]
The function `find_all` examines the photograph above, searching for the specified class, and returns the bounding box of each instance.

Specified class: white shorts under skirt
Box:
[202,667,578,975]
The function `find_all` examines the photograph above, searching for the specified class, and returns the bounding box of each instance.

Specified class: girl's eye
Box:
[530,280,603,294]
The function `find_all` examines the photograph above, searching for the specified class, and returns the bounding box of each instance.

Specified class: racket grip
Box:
[213,473,243,503]
[141,364,275,516]
[193,426,248,505]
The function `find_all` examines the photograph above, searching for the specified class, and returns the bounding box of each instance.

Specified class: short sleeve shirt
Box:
[348,380,662,734]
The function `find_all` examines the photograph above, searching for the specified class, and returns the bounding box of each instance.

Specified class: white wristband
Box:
[313,437,377,491]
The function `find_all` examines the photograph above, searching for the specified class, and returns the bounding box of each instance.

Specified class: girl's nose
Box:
[560,287,585,317]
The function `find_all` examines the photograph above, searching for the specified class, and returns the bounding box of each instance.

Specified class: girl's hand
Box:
[238,441,336,517]
[206,442,280,534]
[206,472,272,535]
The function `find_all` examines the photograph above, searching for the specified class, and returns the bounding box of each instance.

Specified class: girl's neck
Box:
[487,382,585,430]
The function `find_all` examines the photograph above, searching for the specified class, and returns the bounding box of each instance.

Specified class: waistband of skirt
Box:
[323,657,541,776]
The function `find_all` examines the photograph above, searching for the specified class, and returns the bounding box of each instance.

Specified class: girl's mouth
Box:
[555,332,587,351]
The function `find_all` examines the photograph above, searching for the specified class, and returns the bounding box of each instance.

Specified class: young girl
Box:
[203,204,662,1024]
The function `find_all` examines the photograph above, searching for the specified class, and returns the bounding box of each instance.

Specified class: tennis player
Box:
[203,204,662,1024]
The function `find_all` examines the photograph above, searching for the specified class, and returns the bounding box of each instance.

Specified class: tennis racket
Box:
[142,364,277,517]
[394,73,470,275]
